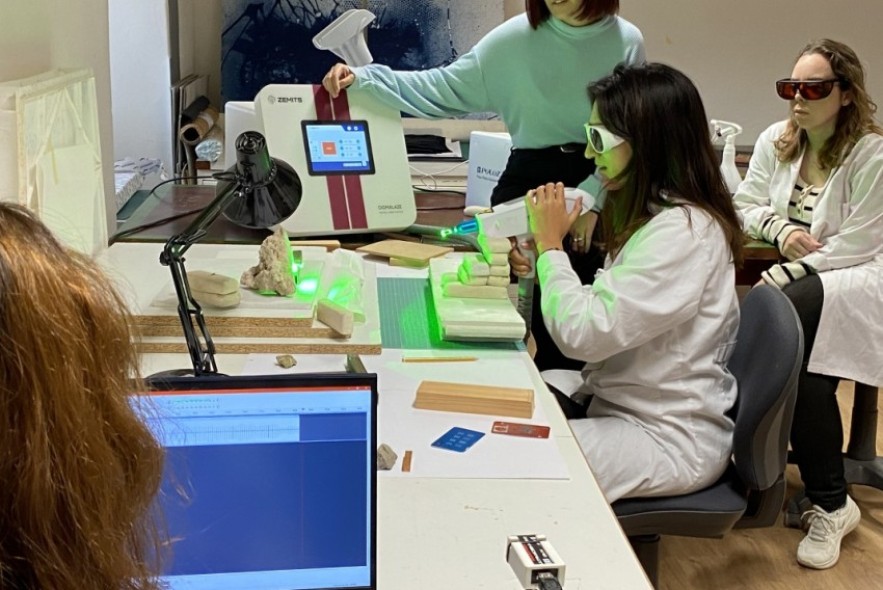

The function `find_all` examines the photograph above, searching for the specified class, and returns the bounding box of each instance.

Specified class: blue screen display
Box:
[302,121,375,175]
[134,386,374,590]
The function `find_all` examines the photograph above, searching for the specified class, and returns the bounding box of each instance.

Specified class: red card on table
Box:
[491,421,550,439]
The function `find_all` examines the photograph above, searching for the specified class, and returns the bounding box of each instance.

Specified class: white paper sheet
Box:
[243,351,571,480]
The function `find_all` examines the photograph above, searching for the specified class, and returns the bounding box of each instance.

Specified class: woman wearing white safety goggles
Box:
[584,123,626,154]
[524,63,746,504]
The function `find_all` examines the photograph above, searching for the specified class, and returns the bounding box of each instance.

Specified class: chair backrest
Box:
[727,285,804,491]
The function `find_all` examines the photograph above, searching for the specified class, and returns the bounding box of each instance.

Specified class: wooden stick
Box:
[401,355,478,363]
[402,450,413,473]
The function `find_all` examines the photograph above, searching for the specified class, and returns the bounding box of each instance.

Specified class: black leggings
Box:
[491,147,604,372]
[784,275,845,512]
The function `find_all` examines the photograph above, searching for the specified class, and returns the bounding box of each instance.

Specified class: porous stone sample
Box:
[241,228,295,296]
[376,443,398,470]
[275,354,297,369]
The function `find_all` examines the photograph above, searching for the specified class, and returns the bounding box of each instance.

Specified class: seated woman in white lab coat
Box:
[734,39,883,570]
[514,63,745,504]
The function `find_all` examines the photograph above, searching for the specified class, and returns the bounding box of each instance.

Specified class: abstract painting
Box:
[221,0,505,103]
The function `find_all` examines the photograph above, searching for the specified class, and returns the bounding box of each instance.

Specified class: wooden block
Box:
[443,282,508,299]
[390,257,429,269]
[482,251,509,266]
[478,234,512,254]
[486,275,510,287]
[188,270,239,295]
[316,298,354,337]
[357,239,453,265]
[191,289,241,309]
[489,264,510,277]
[414,380,534,419]
[402,450,413,473]
[457,265,487,286]
[288,239,340,251]
[462,254,490,276]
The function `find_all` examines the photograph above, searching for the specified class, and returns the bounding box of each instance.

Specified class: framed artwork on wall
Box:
[221,0,505,104]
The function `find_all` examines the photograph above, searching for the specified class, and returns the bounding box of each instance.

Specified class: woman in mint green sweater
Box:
[324,0,645,371]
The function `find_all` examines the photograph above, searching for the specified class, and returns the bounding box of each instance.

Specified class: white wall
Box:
[619,1,883,143]
[178,0,223,107]
[109,0,173,176]
[0,0,116,235]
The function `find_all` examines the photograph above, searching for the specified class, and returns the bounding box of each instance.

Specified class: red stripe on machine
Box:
[331,91,351,121]
[331,91,368,229]
[343,176,367,228]
[325,175,349,230]
[313,85,333,120]
[314,85,349,230]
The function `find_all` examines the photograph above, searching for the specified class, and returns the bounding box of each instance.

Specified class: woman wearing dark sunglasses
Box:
[735,39,883,570]
[323,0,645,373]
[524,63,745,502]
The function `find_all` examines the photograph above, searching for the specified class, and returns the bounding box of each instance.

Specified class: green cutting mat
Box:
[377,278,525,351]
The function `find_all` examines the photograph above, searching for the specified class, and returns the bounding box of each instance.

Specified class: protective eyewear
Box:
[775,79,842,101]
[585,123,626,154]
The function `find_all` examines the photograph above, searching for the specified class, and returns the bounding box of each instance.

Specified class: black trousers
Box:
[784,275,845,512]
[491,147,604,372]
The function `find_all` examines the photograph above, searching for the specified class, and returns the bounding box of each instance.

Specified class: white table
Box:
[106,240,650,588]
[142,349,652,590]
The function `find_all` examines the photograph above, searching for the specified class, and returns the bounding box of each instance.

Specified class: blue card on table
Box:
[431,427,485,453]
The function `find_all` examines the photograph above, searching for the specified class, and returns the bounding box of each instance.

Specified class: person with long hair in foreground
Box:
[0,203,165,589]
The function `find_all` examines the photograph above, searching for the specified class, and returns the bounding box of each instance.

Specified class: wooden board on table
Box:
[136,339,381,355]
[428,257,525,342]
[357,239,453,265]
[414,380,534,419]
[97,242,383,354]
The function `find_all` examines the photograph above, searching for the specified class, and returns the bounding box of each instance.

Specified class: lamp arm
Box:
[159,183,240,375]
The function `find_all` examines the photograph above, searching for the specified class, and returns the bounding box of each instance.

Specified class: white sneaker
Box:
[796,496,861,569]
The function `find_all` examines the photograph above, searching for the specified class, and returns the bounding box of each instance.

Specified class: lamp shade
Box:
[219,131,302,229]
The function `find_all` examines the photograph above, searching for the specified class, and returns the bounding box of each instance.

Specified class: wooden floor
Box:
[660,380,883,590]
[527,324,883,588]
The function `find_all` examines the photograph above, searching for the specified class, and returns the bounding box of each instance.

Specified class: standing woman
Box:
[735,39,883,569]
[0,203,165,588]
[524,63,745,502]
[324,0,645,370]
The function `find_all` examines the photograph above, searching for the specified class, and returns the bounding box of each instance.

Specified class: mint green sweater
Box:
[350,14,644,149]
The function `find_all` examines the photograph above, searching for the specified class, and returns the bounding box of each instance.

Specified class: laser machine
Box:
[225,9,416,237]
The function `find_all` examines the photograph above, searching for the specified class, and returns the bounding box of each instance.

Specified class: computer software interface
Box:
[133,384,375,590]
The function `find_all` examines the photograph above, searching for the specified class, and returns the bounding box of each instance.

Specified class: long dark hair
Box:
[776,39,883,170]
[525,0,619,29]
[589,63,744,265]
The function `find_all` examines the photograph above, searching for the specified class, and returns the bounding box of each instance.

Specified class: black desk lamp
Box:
[159,131,302,376]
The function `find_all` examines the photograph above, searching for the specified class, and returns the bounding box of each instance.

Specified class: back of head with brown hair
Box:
[525,0,619,29]
[0,203,165,589]
[776,38,883,169]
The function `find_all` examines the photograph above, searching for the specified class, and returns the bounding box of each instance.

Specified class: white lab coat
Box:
[536,206,740,502]
[736,121,883,386]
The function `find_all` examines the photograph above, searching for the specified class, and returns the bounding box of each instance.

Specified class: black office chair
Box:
[611,285,804,588]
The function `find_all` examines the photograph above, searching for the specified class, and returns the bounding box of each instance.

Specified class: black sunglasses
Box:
[775,79,844,101]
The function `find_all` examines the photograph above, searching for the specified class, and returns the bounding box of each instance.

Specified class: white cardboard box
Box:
[465,131,512,207]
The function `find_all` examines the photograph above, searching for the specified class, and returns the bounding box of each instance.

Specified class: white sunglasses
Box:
[584,123,626,153]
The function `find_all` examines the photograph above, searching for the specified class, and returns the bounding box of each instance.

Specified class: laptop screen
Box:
[134,373,377,590]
